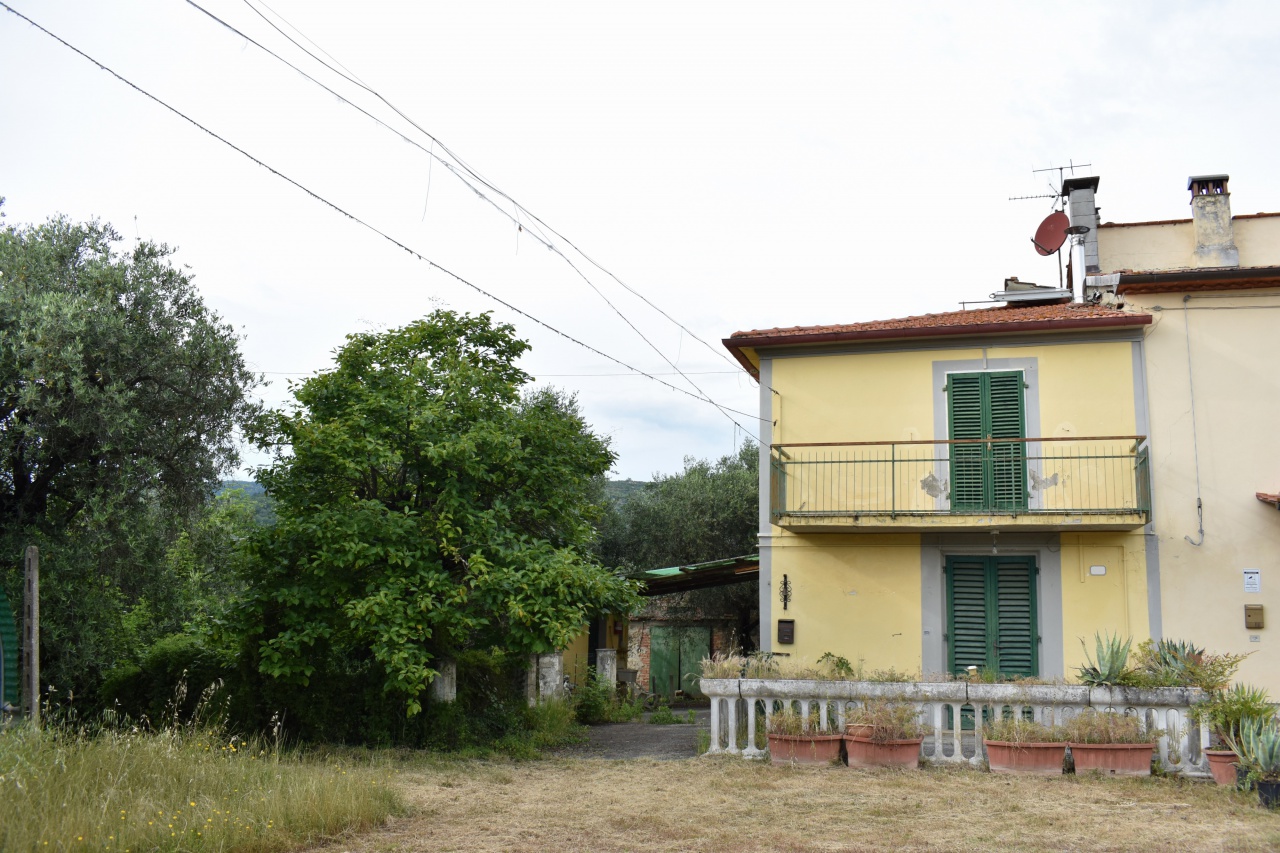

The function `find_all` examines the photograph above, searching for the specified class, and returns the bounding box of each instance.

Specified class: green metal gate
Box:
[0,588,18,709]
[649,626,710,699]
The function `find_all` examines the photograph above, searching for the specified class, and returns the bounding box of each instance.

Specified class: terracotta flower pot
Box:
[844,735,923,769]
[1204,749,1239,786]
[1069,742,1155,776]
[984,740,1066,776]
[844,723,875,739]
[767,733,844,765]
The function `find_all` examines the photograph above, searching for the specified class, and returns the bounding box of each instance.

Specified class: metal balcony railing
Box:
[770,437,1150,521]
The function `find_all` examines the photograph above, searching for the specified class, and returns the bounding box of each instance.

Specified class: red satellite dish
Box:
[1032,210,1069,256]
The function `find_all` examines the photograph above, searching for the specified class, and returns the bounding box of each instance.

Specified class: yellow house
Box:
[725,299,1154,681]
[723,171,1280,695]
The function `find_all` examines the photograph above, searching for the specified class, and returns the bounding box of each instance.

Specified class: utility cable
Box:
[185,0,750,410]
[1,2,762,437]
[198,0,752,381]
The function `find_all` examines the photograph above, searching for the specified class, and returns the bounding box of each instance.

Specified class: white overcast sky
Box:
[4,1,1279,480]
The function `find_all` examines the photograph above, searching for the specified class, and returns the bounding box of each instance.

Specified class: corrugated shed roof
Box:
[730,302,1141,341]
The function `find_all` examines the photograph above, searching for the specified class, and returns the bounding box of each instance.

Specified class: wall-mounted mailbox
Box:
[1245,604,1265,629]
[777,619,795,645]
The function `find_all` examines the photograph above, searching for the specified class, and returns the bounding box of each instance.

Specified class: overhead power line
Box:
[0,3,762,437]
[188,0,748,385]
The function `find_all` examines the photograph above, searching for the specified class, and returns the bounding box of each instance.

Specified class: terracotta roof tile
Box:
[1258,492,1280,509]
[730,302,1140,341]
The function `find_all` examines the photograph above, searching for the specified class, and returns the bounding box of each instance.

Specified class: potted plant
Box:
[1063,710,1157,777]
[844,699,924,770]
[843,704,874,740]
[766,707,843,765]
[1193,683,1272,786]
[983,716,1067,776]
[1225,716,1280,809]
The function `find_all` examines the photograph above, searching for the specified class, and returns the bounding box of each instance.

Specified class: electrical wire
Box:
[1,2,763,437]
[194,0,753,383]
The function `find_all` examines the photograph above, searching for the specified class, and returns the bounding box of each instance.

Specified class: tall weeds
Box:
[0,717,399,852]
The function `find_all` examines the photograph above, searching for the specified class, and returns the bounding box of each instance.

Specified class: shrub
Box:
[1126,639,1249,691]
[571,670,617,725]
[766,707,820,736]
[1193,683,1273,747]
[984,715,1064,744]
[648,704,681,725]
[98,634,232,727]
[1063,711,1153,744]
[848,700,923,742]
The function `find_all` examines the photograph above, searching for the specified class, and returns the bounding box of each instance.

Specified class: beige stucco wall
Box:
[1128,289,1280,692]
[1099,215,1280,273]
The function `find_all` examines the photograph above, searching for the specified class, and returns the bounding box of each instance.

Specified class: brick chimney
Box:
[1188,174,1239,268]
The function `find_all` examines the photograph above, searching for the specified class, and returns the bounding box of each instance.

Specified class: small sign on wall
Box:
[1245,569,1261,593]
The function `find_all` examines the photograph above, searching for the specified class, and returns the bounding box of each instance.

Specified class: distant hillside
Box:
[218,479,275,524]
[604,478,649,504]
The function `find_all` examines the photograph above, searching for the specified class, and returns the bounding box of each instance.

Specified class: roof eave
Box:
[726,314,1151,357]
[1116,267,1280,295]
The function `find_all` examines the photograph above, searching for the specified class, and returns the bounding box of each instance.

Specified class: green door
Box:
[0,588,18,709]
[945,555,1038,678]
[947,371,1027,512]
[649,626,711,699]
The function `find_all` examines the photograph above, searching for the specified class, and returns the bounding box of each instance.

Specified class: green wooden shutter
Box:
[946,556,990,674]
[987,373,1028,512]
[946,556,1038,677]
[946,371,1027,512]
[947,374,986,510]
[0,588,18,709]
[994,557,1038,677]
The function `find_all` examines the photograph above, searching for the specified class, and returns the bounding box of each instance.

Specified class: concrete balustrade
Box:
[700,678,1209,776]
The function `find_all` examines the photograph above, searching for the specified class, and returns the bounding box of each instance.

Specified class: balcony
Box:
[770,437,1150,532]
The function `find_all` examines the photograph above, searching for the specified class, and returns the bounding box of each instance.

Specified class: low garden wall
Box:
[699,678,1210,776]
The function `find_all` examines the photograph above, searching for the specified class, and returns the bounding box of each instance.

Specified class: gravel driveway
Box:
[556,709,711,760]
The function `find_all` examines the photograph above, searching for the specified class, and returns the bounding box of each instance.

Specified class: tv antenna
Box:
[1008,160,1093,204]
[1009,161,1093,291]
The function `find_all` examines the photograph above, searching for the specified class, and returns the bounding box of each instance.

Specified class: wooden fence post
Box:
[23,545,39,727]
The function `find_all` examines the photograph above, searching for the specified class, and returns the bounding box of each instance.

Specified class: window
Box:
[947,371,1027,512]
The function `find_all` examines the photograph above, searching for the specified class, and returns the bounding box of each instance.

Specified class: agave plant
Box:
[1077,632,1132,686]
[1225,716,1280,782]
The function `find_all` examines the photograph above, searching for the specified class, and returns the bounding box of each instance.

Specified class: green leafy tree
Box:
[242,311,640,719]
[594,442,759,649]
[0,210,260,697]
[596,441,758,572]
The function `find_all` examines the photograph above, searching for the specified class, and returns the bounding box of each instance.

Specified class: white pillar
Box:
[430,659,457,704]
[595,648,617,685]
[706,696,723,754]
[537,652,564,702]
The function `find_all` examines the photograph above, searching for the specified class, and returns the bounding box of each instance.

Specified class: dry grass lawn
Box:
[310,757,1280,852]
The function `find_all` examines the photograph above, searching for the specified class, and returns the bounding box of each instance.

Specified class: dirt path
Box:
[553,710,710,760]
